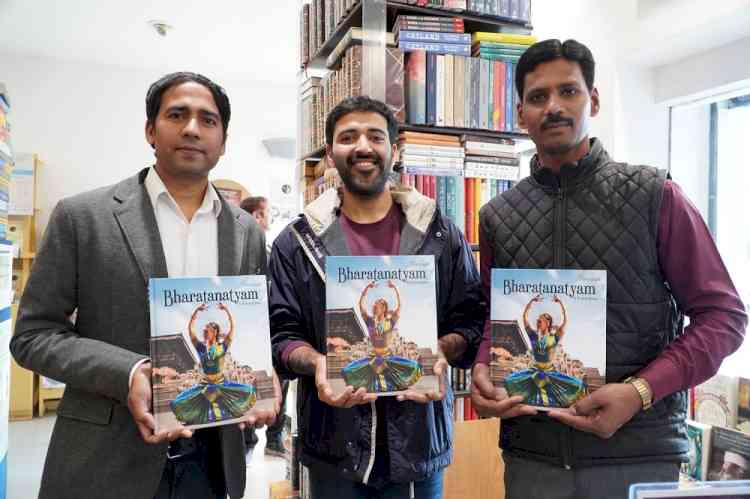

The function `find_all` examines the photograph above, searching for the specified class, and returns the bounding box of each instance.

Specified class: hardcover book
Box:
[325,256,440,396]
[707,426,750,481]
[737,377,750,434]
[150,276,274,432]
[695,374,740,429]
[490,269,607,409]
[683,420,713,481]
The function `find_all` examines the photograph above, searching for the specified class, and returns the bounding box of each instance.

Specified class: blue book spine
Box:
[505,61,514,133]
[445,176,456,225]
[426,53,437,125]
[471,59,480,129]
[398,31,472,45]
[399,41,471,56]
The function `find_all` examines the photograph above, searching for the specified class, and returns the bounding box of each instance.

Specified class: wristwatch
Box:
[623,376,653,411]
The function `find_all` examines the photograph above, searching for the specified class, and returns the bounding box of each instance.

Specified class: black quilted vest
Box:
[480,139,688,467]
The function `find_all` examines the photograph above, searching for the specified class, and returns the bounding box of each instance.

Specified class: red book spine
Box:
[465,178,474,244]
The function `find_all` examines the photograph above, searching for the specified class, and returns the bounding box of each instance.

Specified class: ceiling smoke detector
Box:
[148,20,173,37]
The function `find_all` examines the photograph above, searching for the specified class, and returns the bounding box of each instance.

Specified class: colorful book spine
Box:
[426,53,437,125]
[406,50,427,125]
[465,178,475,244]
[398,41,471,56]
[505,61,514,133]
[397,31,472,44]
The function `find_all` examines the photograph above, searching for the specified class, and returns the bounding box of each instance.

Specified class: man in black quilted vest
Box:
[471,39,747,499]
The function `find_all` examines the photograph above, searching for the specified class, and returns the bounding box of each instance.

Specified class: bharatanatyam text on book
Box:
[325,255,440,397]
[149,276,274,432]
[490,268,607,409]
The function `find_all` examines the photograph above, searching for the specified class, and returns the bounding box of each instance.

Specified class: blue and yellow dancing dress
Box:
[504,330,585,407]
[342,316,422,393]
[171,341,256,425]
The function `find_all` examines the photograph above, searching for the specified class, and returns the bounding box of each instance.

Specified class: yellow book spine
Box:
[472,32,537,45]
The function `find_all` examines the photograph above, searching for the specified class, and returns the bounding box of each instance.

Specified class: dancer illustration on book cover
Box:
[342,280,423,392]
[171,302,257,424]
[505,294,585,407]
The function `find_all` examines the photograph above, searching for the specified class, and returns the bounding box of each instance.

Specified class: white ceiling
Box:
[0,0,300,84]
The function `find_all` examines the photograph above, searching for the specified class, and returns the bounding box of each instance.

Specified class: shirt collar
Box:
[145,167,222,218]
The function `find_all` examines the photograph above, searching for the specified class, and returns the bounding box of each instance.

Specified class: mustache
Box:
[347,152,383,166]
[541,114,574,130]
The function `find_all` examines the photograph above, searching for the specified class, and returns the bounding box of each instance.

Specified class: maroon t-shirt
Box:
[339,203,403,256]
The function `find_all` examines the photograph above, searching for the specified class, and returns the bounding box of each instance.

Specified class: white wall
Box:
[0,51,297,241]
[669,104,711,218]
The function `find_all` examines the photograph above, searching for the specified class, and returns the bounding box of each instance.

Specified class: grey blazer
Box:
[10,168,267,499]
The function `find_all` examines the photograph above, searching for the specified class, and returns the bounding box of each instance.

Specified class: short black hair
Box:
[325,95,398,146]
[146,72,231,138]
[239,196,267,215]
[515,39,595,98]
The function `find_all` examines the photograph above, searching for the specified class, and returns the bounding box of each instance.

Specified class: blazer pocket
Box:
[57,387,114,425]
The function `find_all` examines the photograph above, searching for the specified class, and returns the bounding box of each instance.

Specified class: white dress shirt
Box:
[129,167,222,387]
[144,166,221,278]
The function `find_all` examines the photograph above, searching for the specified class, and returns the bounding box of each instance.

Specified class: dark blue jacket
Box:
[269,186,485,485]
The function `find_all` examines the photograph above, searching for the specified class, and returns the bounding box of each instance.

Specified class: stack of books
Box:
[472,32,536,63]
[399,130,464,177]
[467,0,531,23]
[462,134,520,181]
[300,0,359,66]
[395,15,471,56]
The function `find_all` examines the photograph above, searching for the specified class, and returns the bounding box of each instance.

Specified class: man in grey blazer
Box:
[10,72,278,499]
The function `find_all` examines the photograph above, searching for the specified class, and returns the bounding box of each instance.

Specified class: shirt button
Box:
[436,231,443,238]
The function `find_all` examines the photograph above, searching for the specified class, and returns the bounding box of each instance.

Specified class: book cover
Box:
[490,269,607,408]
[739,377,750,434]
[695,374,740,429]
[149,276,274,432]
[683,420,712,481]
[707,426,750,481]
[325,256,440,396]
[472,32,537,45]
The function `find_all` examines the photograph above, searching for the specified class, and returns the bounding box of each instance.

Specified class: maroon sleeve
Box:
[475,222,493,366]
[638,180,747,402]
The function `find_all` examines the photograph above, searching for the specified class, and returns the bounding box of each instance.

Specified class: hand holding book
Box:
[315,354,377,408]
[397,356,448,404]
[547,382,644,439]
[128,361,193,444]
[470,363,538,419]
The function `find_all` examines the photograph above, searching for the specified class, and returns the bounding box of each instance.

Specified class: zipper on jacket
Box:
[552,185,566,268]
[362,400,377,485]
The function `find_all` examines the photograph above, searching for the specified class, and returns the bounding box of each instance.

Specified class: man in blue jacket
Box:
[269,96,484,498]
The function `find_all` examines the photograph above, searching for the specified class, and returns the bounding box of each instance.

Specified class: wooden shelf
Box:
[305,0,532,69]
[454,390,471,398]
[300,146,326,162]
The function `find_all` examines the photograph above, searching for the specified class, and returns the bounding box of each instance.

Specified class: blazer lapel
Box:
[217,195,243,276]
[112,169,168,284]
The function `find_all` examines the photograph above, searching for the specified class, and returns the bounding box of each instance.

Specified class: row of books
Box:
[396,16,472,56]
[300,44,406,158]
[692,373,750,435]
[299,0,358,67]
[403,38,535,131]
[0,84,12,241]
[682,420,749,482]
[389,0,531,23]
[400,173,512,244]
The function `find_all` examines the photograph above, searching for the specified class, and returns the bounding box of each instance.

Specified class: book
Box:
[695,374,740,429]
[325,27,396,68]
[707,426,750,481]
[325,256,440,396]
[399,40,471,56]
[739,377,750,434]
[149,276,274,432]
[490,269,607,409]
[629,481,750,498]
[397,30,472,45]
[682,420,712,481]
[472,32,537,45]
[406,50,427,125]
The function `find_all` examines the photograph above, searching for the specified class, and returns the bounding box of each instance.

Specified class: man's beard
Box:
[539,113,581,156]
[334,151,391,198]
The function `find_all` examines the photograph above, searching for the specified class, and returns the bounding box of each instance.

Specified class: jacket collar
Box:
[530,138,611,190]
[112,168,244,284]
[303,180,436,238]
